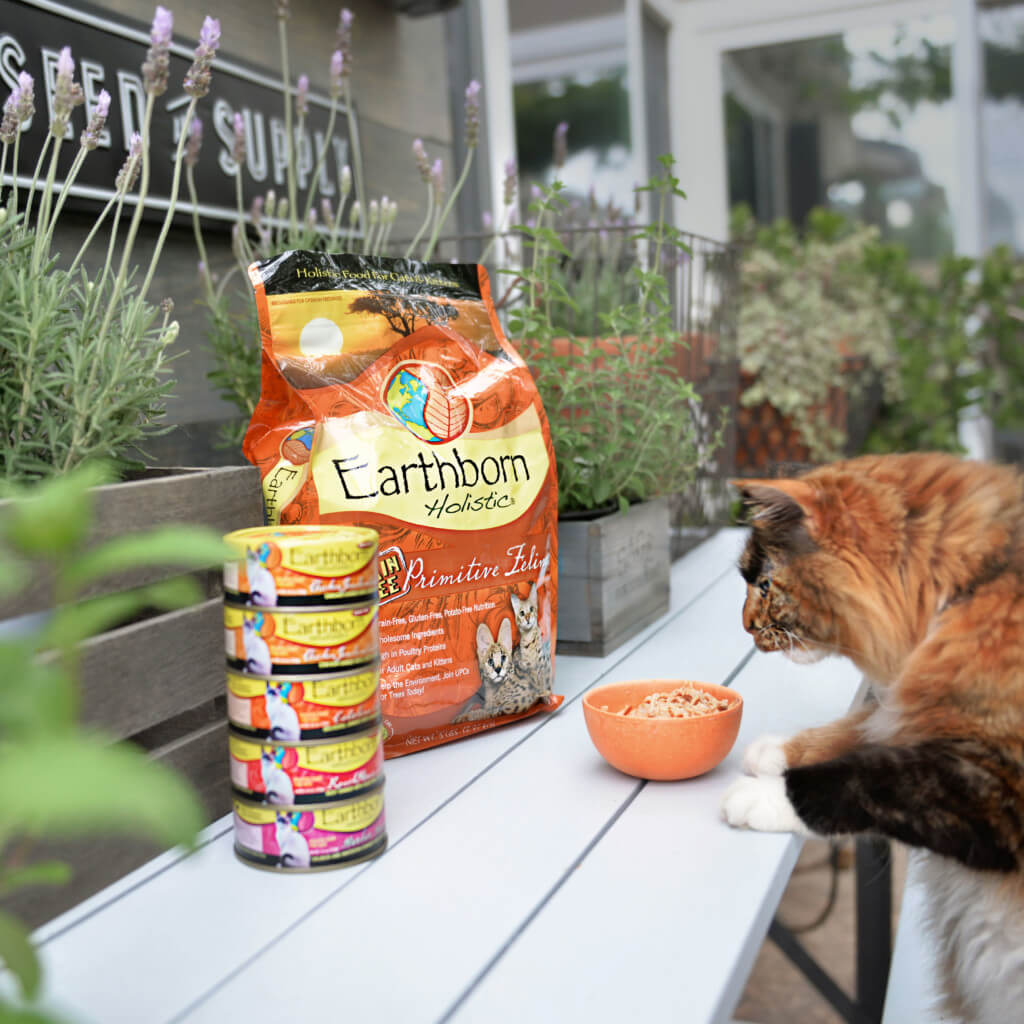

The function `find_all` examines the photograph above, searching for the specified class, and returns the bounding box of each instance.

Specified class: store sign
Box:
[0,0,357,223]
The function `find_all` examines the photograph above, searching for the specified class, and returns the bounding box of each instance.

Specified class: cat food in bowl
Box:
[582,679,742,781]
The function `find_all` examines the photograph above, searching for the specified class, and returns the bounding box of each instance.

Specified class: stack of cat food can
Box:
[222,525,386,872]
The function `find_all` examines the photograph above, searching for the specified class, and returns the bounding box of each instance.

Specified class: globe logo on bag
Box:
[383,361,471,444]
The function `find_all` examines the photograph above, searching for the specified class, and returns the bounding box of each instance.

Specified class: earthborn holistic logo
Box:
[383,361,471,444]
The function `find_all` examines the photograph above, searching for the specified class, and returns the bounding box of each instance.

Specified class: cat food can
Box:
[229,721,383,804]
[227,663,380,741]
[233,779,387,871]
[224,602,378,675]
[223,525,379,607]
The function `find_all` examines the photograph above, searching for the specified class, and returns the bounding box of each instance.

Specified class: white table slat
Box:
[172,557,757,1022]
[454,649,863,1024]
[22,530,748,1023]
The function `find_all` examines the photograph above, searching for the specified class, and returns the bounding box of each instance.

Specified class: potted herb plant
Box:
[727,205,899,469]
[504,158,725,656]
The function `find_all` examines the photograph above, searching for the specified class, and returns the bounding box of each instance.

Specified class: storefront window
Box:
[514,67,633,213]
[980,1,1024,253]
[723,16,956,262]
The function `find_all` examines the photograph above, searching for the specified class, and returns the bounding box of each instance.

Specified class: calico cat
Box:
[721,452,1024,1023]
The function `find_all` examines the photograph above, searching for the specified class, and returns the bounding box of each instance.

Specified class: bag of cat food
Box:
[244,252,562,757]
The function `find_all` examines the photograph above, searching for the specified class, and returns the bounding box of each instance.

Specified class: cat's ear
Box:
[510,592,521,615]
[476,622,495,659]
[730,478,821,543]
[498,617,513,649]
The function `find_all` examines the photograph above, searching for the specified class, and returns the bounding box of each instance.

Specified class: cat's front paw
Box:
[720,776,809,834]
[742,734,789,777]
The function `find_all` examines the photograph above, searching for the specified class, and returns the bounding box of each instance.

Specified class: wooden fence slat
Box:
[0,465,262,618]
[79,598,226,740]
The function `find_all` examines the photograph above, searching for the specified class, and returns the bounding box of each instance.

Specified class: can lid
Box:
[226,659,381,684]
[227,713,382,748]
[222,594,379,612]
[222,524,379,555]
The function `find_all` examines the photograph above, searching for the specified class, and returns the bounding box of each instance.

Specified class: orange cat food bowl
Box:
[582,680,743,781]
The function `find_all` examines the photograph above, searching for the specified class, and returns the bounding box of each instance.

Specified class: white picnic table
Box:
[25,527,866,1024]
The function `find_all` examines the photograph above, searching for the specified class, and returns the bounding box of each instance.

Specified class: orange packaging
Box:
[244,252,561,757]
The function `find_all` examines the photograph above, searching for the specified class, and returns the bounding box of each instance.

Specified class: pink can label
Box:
[229,727,383,804]
[233,786,386,869]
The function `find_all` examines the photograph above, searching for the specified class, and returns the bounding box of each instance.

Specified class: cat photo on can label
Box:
[243,613,273,676]
[265,681,301,742]
[275,812,310,868]
[246,544,278,606]
[260,748,295,805]
[721,452,1024,1023]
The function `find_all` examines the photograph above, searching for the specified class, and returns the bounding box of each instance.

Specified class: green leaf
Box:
[0,736,204,850]
[0,861,72,897]
[0,1000,60,1024]
[0,463,113,555]
[0,908,40,1001]
[60,527,232,595]
[43,576,202,651]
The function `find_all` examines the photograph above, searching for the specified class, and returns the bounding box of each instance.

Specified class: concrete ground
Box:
[735,839,909,1024]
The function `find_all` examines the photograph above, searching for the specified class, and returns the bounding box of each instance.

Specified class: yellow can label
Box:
[272,609,374,647]
[227,668,379,707]
[229,729,381,773]
[234,788,384,832]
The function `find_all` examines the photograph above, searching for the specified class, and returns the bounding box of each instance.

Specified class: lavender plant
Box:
[0,9,221,482]
[195,4,482,445]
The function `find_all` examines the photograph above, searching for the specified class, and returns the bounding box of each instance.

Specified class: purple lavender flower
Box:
[276,0,290,18]
[51,46,84,136]
[1,88,20,145]
[232,111,246,167]
[481,210,493,231]
[80,89,110,150]
[184,16,220,99]
[339,164,352,196]
[295,75,309,118]
[250,194,264,226]
[143,6,173,96]
[553,121,568,169]
[431,158,444,199]
[320,197,334,224]
[336,9,354,76]
[16,72,34,124]
[337,9,354,51]
[160,296,174,316]
[330,50,344,99]
[413,138,430,183]
[185,116,203,168]
[502,159,517,207]
[530,183,542,202]
[115,131,143,193]
[464,80,481,147]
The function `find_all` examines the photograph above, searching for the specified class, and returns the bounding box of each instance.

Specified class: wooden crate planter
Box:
[0,464,263,927]
[556,498,670,658]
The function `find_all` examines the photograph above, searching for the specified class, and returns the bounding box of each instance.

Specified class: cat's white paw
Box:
[742,734,789,777]
[720,776,809,834]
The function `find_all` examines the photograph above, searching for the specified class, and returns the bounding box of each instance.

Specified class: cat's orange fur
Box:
[728,452,1024,1021]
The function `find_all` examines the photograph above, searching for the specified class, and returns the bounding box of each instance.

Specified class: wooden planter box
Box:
[556,498,670,658]
[0,464,263,927]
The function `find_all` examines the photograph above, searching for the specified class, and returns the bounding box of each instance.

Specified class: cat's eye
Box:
[758,578,770,596]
